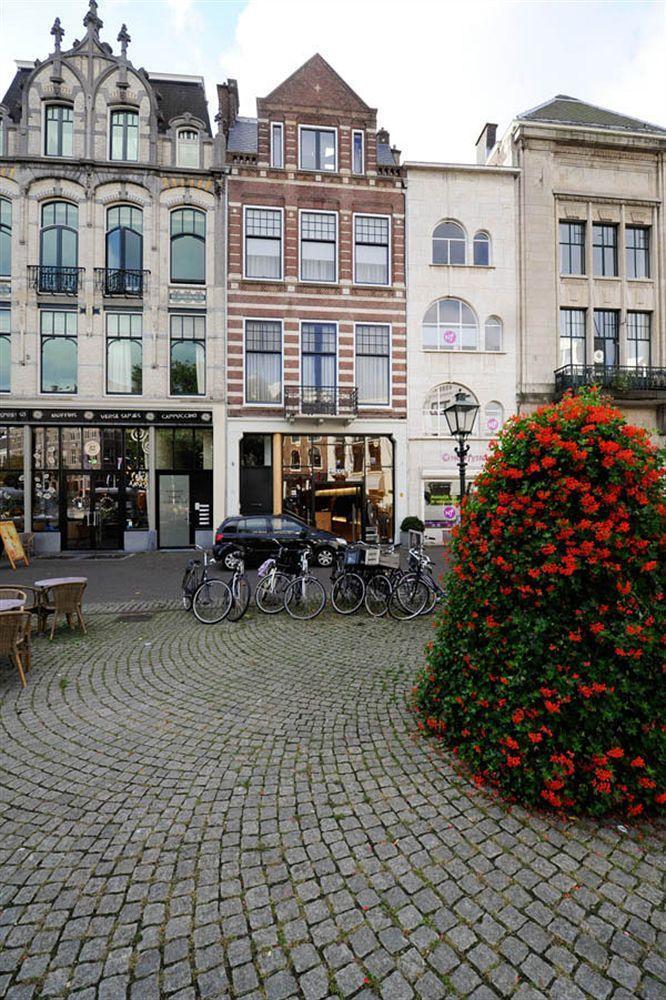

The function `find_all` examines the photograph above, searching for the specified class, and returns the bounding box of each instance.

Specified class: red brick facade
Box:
[220,55,406,421]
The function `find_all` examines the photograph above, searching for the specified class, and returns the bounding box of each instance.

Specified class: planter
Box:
[124,530,156,553]
[33,530,61,555]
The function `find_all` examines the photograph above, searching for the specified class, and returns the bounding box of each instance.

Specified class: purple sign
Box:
[486,417,499,432]
[443,329,457,345]
[443,505,458,521]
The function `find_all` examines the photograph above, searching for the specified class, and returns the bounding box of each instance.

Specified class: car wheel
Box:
[316,546,335,568]
[222,548,241,571]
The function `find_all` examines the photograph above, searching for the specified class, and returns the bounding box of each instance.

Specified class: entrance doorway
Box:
[157,471,214,548]
[239,434,272,515]
[64,473,123,550]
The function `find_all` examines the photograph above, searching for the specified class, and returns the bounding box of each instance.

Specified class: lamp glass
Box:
[444,390,479,437]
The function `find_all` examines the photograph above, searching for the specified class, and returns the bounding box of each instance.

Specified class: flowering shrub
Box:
[415,390,665,817]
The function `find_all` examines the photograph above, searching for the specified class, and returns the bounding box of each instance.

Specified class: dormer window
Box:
[110,109,139,161]
[299,127,336,172]
[177,128,199,168]
[45,104,73,157]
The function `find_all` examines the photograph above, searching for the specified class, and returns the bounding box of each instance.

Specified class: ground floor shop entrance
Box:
[157,471,213,548]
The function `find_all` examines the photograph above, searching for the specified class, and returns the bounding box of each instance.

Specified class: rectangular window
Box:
[354,215,390,285]
[110,109,139,161]
[559,221,585,275]
[627,312,651,369]
[301,323,336,388]
[593,310,619,367]
[0,309,9,392]
[356,324,390,405]
[352,130,364,174]
[592,223,618,277]
[559,308,586,367]
[626,226,650,279]
[106,313,142,395]
[40,310,77,393]
[244,207,282,280]
[299,127,337,171]
[170,314,205,396]
[300,211,337,283]
[45,105,73,157]
[270,123,284,168]
[245,320,282,404]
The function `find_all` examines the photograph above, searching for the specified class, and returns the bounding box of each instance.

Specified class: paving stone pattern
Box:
[0,605,664,999]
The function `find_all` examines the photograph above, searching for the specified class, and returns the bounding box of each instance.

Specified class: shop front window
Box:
[424,481,458,532]
[156,428,213,470]
[0,426,24,531]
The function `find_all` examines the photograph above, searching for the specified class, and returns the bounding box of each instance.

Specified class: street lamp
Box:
[444,390,480,501]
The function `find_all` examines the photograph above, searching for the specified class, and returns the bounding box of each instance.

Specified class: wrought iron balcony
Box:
[28,265,84,295]
[555,364,666,399]
[94,268,149,297]
[284,385,358,419]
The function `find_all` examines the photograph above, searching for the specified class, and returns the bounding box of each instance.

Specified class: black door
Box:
[92,474,123,550]
[190,471,213,539]
[239,434,272,514]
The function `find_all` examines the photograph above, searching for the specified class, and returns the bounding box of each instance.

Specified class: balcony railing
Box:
[94,268,149,297]
[555,364,666,399]
[28,265,84,295]
[285,385,359,419]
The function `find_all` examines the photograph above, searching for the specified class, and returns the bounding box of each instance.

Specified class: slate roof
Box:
[377,142,396,166]
[149,76,211,134]
[1,67,31,122]
[227,117,258,153]
[518,95,666,136]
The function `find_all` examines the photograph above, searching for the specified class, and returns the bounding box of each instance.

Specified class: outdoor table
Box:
[32,578,88,635]
[0,599,25,611]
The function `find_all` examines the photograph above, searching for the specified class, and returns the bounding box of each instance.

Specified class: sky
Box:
[0,0,664,162]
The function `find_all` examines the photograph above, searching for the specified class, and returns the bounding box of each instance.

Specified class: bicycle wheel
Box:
[255,572,291,614]
[331,572,365,615]
[284,576,326,620]
[181,563,200,611]
[227,575,251,623]
[365,574,392,618]
[388,575,429,620]
[192,578,232,624]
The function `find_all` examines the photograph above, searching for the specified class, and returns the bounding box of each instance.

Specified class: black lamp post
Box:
[444,390,480,501]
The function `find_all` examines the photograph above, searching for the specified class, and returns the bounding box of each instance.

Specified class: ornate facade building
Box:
[218,55,406,542]
[0,1,222,552]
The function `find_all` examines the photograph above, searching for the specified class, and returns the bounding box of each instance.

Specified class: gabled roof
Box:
[148,75,211,134]
[518,95,666,136]
[261,53,374,115]
[227,117,258,153]
[1,66,31,122]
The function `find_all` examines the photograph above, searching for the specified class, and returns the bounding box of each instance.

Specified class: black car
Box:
[213,513,346,570]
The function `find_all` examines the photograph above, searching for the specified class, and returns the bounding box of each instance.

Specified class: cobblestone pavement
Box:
[0,607,664,1000]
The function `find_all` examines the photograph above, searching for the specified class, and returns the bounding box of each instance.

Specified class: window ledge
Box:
[421,348,506,356]
[429,263,495,270]
[592,275,620,281]
[241,276,285,284]
[560,272,586,279]
[626,277,653,284]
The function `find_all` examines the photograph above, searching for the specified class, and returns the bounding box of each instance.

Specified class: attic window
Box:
[177,128,199,168]
[299,127,336,172]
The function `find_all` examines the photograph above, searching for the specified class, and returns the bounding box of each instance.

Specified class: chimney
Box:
[376,127,390,146]
[216,79,239,136]
[475,122,497,164]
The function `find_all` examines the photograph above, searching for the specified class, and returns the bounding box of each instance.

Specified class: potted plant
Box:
[399,516,424,548]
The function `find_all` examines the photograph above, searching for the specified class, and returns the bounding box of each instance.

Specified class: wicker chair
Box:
[0,587,27,605]
[41,581,87,640]
[0,611,31,687]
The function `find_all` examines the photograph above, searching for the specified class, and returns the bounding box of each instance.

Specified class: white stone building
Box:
[405,162,519,540]
[0,1,225,552]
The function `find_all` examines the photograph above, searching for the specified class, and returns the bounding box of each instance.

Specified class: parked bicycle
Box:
[223,544,251,622]
[255,541,298,614]
[191,550,233,624]
[388,545,446,620]
[283,541,326,619]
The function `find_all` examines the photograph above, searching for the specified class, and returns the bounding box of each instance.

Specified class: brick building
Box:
[218,55,406,543]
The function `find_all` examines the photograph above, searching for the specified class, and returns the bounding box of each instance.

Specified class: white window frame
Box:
[109,106,140,162]
[352,129,365,175]
[297,124,338,173]
[352,213,392,287]
[168,312,207,398]
[43,103,74,158]
[243,317,284,407]
[176,127,200,168]
[353,322,392,408]
[243,205,284,282]
[270,122,284,169]
[104,311,143,397]
[39,308,78,396]
[299,209,338,285]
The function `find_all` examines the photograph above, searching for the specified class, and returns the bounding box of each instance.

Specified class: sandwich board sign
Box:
[0,521,29,569]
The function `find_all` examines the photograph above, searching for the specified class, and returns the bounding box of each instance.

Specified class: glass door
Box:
[158,473,191,547]
[65,473,92,549]
[92,474,122,549]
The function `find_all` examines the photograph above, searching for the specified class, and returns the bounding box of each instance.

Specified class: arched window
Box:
[290,449,300,468]
[484,401,504,436]
[473,231,491,266]
[110,109,139,161]
[310,446,322,468]
[170,208,206,284]
[177,128,199,168]
[40,201,78,293]
[484,316,502,352]
[45,104,73,157]
[106,205,143,294]
[422,298,478,351]
[424,383,479,437]
[432,221,465,265]
[0,198,11,277]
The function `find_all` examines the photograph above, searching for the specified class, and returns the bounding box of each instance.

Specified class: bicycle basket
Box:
[343,546,364,566]
[258,558,275,578]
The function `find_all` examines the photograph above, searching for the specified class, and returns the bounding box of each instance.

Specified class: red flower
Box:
[630,757,646,768]
[607,747,624,759]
